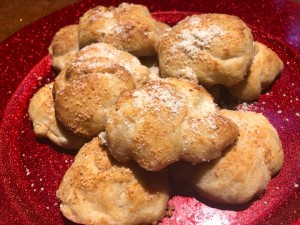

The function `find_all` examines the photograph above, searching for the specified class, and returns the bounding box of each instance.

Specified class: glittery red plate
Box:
[0,0,300,224]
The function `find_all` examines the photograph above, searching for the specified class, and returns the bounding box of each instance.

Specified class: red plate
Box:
[0,0,299,224]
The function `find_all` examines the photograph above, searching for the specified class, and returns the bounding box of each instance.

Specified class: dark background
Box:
[0,0,81,42]
[1,0,300,43]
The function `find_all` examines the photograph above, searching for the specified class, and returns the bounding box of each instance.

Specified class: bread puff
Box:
[57,138,170,225]
[78,3,170,56]
[228,42,284,100]
[48,25,79,72]
[221,110,284,175]
[106,78,238,171]
[53,43,149,138]
[156,14,254,87]
[28,82,88,150]
[170,110,284,204]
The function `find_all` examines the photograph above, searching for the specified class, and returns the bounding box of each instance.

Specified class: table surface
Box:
[0,0,81,43]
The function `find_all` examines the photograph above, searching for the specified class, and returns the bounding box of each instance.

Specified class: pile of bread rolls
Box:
[28,3,284,224]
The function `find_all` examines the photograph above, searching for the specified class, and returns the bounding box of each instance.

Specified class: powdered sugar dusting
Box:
[236,102,259,111]
[95,21,117,34]
[133,82,185,115]
[149,66,160,81]
[170,24,227,58]
[198,100,217,113]
[190,113,218,135]
[88,7,115,22]
[101,11,114,18]
[118,2,134,9]
[179,67,198,83]
[98,132,107,145]
[189,16,202,26]
[205,114,218,130]
[113,25,125,35]
[70,77,88,91]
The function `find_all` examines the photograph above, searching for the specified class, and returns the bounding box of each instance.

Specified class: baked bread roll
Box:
[106,78,239,171]
[170,110,284,204]
[57,137,170,225]
[28,82,88,150]
[156,14,254,87]
[221,110,284,175]
[53,43,149,138]
[228,42,284,100]
[78,3,170,56]
[48,24,79,72]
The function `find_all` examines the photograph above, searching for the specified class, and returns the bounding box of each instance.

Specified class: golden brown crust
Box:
[28,82,88,150]
[170,110,283,205]
[57,138,170,225]
[220,110,284,175]
[48,25,79,72]
[155,21,171,43]
[53,43,149,138]
[78,3,170,57]
[156,14,254,87]
[228,42,284,100]
[106,78,238,171]
[67,42,150,87]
